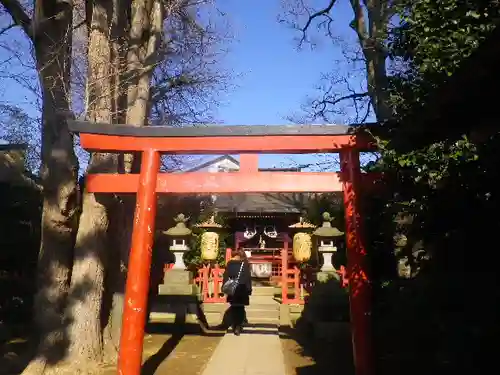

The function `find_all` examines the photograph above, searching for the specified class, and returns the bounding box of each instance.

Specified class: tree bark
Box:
[102,0,164,358]
[1,0,222,371]
[286,0,393,122]
[100,0,131,359]
[102,201,131,359]
[0,1,81,374]
[66,0,116,364]
[126,0,163,127]
[349,0,391,121]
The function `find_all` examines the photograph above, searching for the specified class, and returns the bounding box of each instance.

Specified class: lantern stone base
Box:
[151,270,200,326]
[148,295,201,326]
[158,269,197,296]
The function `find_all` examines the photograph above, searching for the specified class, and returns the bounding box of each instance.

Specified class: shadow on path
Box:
[141,333,184,375]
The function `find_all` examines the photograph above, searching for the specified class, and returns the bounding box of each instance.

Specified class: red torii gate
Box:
[69,121,375,375]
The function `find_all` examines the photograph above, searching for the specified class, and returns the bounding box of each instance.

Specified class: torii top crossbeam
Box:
[69,121,376,153]
[69,121,374,375]
[70,121,376,194]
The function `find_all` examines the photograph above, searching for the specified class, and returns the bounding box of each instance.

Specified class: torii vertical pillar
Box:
[340,149,374,375]
[117,149,160,375]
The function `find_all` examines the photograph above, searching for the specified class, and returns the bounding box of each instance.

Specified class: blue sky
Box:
[0,0,368,170]
[216,0,356,125]
[214,0,365,169]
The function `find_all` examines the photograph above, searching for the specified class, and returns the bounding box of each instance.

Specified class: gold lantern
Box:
[195,215,223,261]
[289,217,316,263]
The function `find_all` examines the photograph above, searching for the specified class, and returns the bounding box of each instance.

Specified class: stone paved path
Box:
[201,326,286,375]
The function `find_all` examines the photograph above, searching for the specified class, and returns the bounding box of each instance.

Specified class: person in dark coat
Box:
[222,248,252,335]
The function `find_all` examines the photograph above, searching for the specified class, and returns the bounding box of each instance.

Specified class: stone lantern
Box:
[313,212,344,272]
[157,213,196,299]
[195,215,223,261]
[289,217,316,263]
[164,213,192,270]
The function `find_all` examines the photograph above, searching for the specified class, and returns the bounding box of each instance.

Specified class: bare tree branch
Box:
[281,0,392,121]
[0,21,15,35]
[349,0,367,42]
[0,0,32,38]
[315,91,368,108]
[299,0,337,43]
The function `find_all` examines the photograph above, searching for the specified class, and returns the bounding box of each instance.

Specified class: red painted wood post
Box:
[239,154,259,171]
[340,149,374,375]
[225,248,232,264]
[213,264,221,301]
[281,244,288,304]
[202,266,209,301]
[293,266,300,301]
[117,149,160,375]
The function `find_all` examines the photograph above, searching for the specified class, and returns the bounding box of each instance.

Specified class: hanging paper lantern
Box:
[200,231,219,260]
[292,232,313,262]
[289,216,316,263]
[195,215,224,261]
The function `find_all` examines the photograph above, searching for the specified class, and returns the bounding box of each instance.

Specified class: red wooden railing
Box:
[163,263,174,273]
[194,248,232,303]
[196,264,226,303]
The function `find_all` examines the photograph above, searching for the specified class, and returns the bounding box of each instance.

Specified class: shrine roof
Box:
[185,155,240,172]
[213,193,308,214]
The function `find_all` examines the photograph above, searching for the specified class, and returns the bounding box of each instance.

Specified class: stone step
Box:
[249,295,279,305]
[201,300,279,313]
[252,286,277,296]
[246,308,280,319]
[204,312,224,326]
[203,312,280,327]
[247,303,280,312]
[246,316,279,325]
[227,324,279,334]
[201,303,228,313]
[240,325,279,333]
[202,302,279,314]
[148,311,199,324]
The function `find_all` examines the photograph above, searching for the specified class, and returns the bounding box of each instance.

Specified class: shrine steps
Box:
[147,285,304,329]
[251,286,278,297]
[246,302,280,325]
[201,286,281,327]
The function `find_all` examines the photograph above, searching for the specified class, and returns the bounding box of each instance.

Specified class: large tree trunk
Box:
[14,1,80,375]
[101,202,132,359]
[349,0,391,121]
[101,0,164,358]
[101,0,131,357]
[66,0,116,364]
[126,0,164,126]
